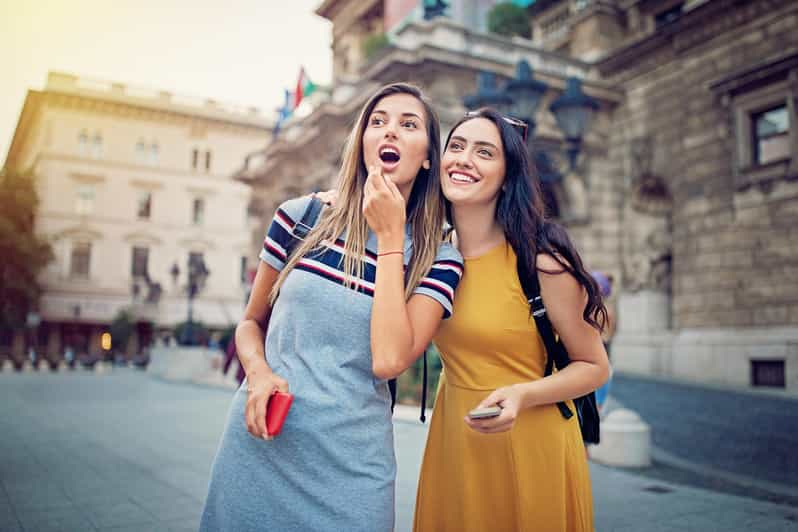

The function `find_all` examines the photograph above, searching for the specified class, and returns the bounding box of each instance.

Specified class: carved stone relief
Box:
[621,135,674,293]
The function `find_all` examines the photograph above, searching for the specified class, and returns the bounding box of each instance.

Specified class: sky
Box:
[0,0,333,166]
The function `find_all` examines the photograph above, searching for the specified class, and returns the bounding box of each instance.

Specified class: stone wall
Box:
[604,0,798,330]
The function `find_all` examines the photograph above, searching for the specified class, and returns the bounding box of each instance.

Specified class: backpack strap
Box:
[518,246,574,421]
[529,293,574,421]
[286,196,324,255]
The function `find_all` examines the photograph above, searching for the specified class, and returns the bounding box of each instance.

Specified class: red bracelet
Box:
[377,250,403,257]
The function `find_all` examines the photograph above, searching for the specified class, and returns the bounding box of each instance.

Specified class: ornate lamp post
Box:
[549,77,599,172]
[504,60,548,138]
[463,71,513,115]
[170,256,210,345]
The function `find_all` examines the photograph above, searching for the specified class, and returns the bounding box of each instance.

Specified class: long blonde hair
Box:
[270,83,445,304]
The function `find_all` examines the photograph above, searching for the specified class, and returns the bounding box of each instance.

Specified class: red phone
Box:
[266,391,294,436]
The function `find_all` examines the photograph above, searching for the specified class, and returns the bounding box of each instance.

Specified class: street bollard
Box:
[588,408,651,468]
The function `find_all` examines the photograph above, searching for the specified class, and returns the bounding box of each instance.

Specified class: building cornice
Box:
[44,72,272,131]
[597,0,797,75]
[4,90,44,169]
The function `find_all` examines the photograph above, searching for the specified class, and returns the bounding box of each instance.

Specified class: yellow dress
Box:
[413,242,594,532]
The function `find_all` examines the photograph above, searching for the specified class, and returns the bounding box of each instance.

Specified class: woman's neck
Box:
[451,203,505,258]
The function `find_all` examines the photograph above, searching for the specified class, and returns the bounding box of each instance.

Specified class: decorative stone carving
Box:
[622,136,673,293]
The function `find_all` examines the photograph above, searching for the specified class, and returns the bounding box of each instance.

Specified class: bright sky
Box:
[0,0,333,166]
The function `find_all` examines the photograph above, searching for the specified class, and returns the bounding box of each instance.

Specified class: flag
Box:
[293,67,318,108]
[273,89,295,137]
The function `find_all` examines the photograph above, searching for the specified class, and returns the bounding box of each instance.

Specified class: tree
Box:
[0,167,53,333]
[487,2,532,40]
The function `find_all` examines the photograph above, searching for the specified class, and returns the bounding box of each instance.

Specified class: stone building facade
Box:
[5,72,271,360]
[239,0,798,390]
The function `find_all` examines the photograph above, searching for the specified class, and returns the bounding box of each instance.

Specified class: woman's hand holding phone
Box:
[245,371,289,440]
[464,384,524,434]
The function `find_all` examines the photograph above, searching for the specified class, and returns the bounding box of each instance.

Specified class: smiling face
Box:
[361,93,430,198]
[441,117,507,209]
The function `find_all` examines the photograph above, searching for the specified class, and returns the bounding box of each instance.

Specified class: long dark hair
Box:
[444,108,607,331]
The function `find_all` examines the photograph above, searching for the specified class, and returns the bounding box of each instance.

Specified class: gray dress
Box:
[199,196,463,532]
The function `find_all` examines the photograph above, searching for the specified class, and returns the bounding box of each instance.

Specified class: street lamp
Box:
[504,60,548,137]
[171,255,210,345]
[549,77,599,172]
[463,72,513,115]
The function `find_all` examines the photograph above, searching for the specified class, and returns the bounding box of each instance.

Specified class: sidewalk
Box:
[0,371,795,531]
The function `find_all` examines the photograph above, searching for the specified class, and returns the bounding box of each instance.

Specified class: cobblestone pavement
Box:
[1,370,796,531]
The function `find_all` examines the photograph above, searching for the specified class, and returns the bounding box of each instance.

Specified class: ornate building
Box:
[5,72,271,360]
[240,0,797,390]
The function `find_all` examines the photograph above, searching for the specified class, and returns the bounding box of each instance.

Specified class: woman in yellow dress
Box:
[414,108,610,532]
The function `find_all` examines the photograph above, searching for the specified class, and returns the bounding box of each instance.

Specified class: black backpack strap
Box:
[530,294,574,421]
[419,351,428,422]
[280,196,324,272]
[286,197,324,257]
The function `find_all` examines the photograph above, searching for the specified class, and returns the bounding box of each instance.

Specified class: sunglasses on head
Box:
[465,111,529,142]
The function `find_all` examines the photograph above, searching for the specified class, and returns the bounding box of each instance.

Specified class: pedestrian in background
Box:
[591,271,615,412]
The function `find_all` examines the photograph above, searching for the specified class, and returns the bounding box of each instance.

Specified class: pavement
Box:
[1,369,797,532]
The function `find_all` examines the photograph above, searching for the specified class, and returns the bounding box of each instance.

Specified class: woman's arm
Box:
[467,253,609,433]
[237,261,289,440]
[363,166,447,379]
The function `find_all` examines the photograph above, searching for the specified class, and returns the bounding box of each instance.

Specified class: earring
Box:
[422,160,430,170]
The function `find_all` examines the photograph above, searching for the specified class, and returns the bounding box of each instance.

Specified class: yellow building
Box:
[5,72,271,360]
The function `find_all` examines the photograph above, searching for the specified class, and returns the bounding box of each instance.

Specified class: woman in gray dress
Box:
[199,83,463,532]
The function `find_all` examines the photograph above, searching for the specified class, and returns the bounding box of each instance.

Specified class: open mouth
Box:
[379,146,401,166]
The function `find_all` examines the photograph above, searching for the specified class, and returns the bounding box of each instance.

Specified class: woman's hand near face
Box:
[363,165,406,247]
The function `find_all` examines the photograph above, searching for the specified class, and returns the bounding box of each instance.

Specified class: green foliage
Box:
[109,310,135,351]
[0,167,54,332]
[362,32,390,60]
[397,344,443,407]
[487,2,532,39]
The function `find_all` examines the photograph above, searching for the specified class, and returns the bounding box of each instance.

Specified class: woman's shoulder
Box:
[434,240,463,265]
[273,195,314,224]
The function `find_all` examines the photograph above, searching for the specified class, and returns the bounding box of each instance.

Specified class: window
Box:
[191,148,199,170]
[75,184,95,215]
[136,139,147,164]
[192,197,205,225]
[205,150,212,172]
[78,130,89,156]
[752,105,790,165]
[751,359,785,388]
[91,132,103,159]
[131,246,149,278]
[136,190,152,220]
[137,139,159,165]
[70,242,91,279]
[709,55,798,190]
